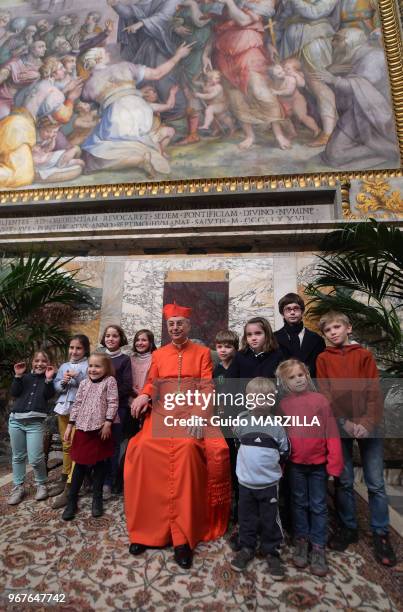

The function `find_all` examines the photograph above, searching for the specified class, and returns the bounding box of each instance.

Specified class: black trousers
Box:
[225,437,239,522]
[70,461,107,499]
[238,483,283,555]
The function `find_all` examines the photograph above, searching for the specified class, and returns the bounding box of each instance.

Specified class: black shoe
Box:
[329,527,358,551]
[111,482,123,495]
[92,495,103,518]
[267,553,285,581]
[230,547,254,572]
[129,543,147,556]
[174,544,193,569]
[62,498,78,521]
[228,528,242,552]
[373,533,397,567]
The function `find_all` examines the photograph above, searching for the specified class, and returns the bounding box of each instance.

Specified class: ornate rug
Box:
[0,469,401,612]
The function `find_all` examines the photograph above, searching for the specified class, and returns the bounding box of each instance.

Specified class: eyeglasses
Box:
[284,306,302,313]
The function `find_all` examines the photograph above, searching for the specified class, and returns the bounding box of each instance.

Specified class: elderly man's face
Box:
[31,40,46,58]
[167,317,191,344]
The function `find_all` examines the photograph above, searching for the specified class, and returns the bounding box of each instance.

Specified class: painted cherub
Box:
[195,70,234,134]
[140,84,178,156]
[268,59,320,139]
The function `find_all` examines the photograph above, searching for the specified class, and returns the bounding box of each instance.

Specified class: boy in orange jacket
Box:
[316,311,396,567]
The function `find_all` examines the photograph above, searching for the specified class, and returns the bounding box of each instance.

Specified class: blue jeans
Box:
[289,463,328,547]
[8,417,48,486]
[336,436,389,535]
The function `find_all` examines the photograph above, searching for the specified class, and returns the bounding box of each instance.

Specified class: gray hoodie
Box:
[234,410,289,489]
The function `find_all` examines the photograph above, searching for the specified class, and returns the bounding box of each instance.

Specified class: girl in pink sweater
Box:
[62,353,118,521]
[130,329,157,398]
[276,359,343,577]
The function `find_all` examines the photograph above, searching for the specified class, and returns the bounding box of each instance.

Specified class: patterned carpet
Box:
[0,469,401,612]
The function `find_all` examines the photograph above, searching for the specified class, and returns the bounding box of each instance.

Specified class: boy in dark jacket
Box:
[275,292,325,377]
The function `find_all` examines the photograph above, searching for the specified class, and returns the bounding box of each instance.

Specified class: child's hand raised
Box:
[100,421,112,440]
[14,362,26,377]
[45,365,56,381]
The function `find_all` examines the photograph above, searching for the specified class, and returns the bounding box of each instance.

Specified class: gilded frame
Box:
[0,0,401,217]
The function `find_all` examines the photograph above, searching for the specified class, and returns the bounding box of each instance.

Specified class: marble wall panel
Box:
[63,257,105,349]
[121,254,274,347]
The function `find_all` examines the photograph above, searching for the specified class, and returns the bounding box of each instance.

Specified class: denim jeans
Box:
[8,417,48,485]
[336,436,389,535]
[289,463,328,547]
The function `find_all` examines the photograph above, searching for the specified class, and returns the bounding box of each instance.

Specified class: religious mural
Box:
[0,0,399,196]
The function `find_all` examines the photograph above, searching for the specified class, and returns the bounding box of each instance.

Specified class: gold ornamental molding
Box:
[0,169,402,208]
[378,0,403,159]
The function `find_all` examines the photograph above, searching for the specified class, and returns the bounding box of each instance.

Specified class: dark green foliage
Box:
[305,220,402,373]
[0,254,93,386]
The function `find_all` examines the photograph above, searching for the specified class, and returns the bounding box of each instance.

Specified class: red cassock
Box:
[124,341,231,549]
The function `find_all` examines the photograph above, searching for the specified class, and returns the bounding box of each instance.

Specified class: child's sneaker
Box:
[266,553,285,581]
[329,526,358,551]
[62,498,78,521]
[48,474,67,497]
[228,528,242,552]
[35,484,48,501]
[7,484,25,505]
[373,533,397,567]
[310,545,328,577]
[293,538,309,568]
[52,484,70,509]
[230,548,254,572]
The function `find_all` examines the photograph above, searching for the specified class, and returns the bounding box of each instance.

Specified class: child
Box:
[140,84,178,156]
[195,70,235,135]
[129,329,157,437]
[7,351,56,505]
[62,353,119,520]
[131,329,157,397]
[316,311,396,567]
[214,329,239,392]
[214,330,239,520]
[226,317,283,549]
[227,317,284,382]
[101,324,133,497]
[268,62,320,139]
[277,359,343,576]
[231,377,289,579]
[50,334,90,499]
[67,100,99,146]
[32,117,84,183]
[274,292,325,377]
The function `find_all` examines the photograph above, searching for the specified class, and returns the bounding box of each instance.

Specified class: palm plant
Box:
[0,254,93,386]
[305,219,403,373]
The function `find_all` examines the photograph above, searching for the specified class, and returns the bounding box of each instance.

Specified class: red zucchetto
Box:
[163,303,192,320]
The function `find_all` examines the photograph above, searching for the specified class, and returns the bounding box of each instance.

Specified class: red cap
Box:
[163,303,192,320]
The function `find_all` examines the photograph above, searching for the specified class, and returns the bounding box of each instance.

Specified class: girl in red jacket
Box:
[276,359,343,577]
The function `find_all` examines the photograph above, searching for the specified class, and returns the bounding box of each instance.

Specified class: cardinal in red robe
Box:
[124,303,231,569]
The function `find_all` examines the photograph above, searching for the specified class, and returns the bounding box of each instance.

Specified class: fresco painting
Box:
[0,0,399,195]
